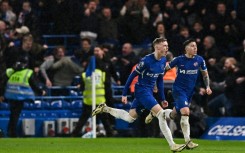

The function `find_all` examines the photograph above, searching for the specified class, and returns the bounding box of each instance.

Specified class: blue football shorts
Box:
[172,87,193,112]
[130,86,158,115]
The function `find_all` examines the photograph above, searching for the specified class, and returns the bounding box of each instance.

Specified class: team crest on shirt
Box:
[193,62,198,67]
[161,64,165,70]
[137,61,144,68]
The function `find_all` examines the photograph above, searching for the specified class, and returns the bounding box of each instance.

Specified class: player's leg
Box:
[171,89,198,149]
[92,102,137,123]
[151,104,186,152]
[180,107,198,149]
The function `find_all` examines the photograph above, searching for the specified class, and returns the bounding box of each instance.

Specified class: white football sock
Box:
[164,109,173,119]
[180,115,190,142]
[103,106,135,123]
[156,109,175,146]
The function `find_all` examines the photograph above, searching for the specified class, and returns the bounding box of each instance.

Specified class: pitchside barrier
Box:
[0,82,176,137]
[0,85,132,137]
[201,117,245,140]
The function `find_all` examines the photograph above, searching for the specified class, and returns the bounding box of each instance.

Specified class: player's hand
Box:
[121,96,127,104]
[199,87,206,95]
[206,87,212,95]
[161,100,168,108]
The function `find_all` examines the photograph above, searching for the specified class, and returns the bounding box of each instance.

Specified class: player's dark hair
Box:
[183,38,196,47]
[152,37,167,47]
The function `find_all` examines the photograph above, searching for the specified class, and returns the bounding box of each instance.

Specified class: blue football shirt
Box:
[168,55,207,93]
[135,53,166,89]
[122,53,167,102]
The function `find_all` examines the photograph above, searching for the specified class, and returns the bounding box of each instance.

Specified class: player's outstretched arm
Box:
[122,71,138,103]
[201,70,212,95]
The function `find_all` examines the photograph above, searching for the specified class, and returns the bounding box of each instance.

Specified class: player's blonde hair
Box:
[152,37,167,48]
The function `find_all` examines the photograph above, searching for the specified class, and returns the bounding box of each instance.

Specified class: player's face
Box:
[186,42,197,56]
[155,41,168,57]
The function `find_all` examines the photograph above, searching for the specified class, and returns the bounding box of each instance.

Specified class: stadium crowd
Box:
[0,0,245,138]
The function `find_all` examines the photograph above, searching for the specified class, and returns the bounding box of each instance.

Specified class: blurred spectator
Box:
[191,21,205,50]
[8,26,30,47]
[17,1,40,41]
[220,24,240,57]
[0,0,16,27]
[230,10,245,42]
[0,20,7,95]
[171,26,190,56]
[0,56,45,137]
[162,0,182,32]
[52,0,71,34]
[98,7,118,44]
[99,0,123,18]
[40,46,65,87]
[76,37,94,68]
[93,45,120,107]
[205,2,232,49]
[5,34,44,71]
[80,0,99,41]
[112,42,139,85]
[202,36,222,63]
[119,0,150,44]
[50,55,84,87]
[101,43,115,61]
[207,57,245,116]
[149,3,163,29]
[151,22,168,41]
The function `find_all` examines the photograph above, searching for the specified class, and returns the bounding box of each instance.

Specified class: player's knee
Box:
[126,115,136,123]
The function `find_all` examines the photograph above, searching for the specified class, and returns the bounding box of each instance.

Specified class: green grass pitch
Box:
[0,138,244,153]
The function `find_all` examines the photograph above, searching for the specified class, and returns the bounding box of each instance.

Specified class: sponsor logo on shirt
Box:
[179,69,198,74]
[146,72,159,78]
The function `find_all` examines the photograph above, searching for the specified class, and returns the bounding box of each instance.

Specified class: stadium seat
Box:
[71,100,83,109]
[62,101,71,109]
[42,101,51,109]
[33,100,45,109]
[0,102,9,110]
[50,100,71,109]
[50,100,62,109]
[23,102,34,110]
